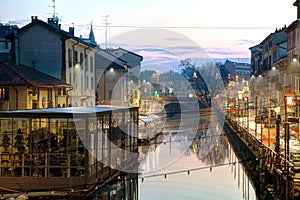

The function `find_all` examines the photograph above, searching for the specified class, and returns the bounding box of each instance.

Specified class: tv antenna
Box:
[48,0,59,22]
[103,15,111,49]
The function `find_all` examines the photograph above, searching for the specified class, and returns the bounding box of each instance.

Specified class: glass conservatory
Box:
[0,105,139,196]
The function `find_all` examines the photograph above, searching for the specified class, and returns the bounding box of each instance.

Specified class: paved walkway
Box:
[229,110,300,155]
[229,112,278,150]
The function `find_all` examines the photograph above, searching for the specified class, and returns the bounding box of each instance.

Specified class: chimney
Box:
[69,27,74,36]
[47,17,59,29]
[31,16,38,22]
[293,0,300,19]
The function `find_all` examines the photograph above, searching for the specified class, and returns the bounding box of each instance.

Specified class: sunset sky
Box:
[1,0,297,65]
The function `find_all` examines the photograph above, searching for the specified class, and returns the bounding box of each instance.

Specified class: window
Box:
[85,56,92,72]
[73,51,78,64]
[80,52,84,69]
[91,77,94,90]
[85,55,88,72]
[68,48,72,68]
[0,88,8,100]
[90,56,93,73]
[272,50,278,64]
[86,76,89,89]
[105,73,118,82]
[57,88,61,95]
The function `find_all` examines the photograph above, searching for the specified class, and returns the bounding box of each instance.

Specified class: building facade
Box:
[0,64,71,110]
[17,16,97,107]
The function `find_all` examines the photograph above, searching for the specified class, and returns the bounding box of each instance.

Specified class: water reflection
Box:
[138,132,257,200]
[91,172,138,200]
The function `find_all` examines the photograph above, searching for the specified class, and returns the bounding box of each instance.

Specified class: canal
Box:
[138,133,257,200]
[91,108,259,199]
[137,108,258,200]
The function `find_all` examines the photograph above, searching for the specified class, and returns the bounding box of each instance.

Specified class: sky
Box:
[0,0,298,66]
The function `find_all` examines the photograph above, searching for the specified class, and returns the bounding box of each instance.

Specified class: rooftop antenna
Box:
[48,0,59,22]
[102,15,111,49]
[52,0,56,17]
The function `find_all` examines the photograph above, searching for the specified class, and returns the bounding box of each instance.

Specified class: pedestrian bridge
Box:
[139,96,209,116]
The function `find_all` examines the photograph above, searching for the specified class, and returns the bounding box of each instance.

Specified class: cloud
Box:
[162,37,184,41]
[203,47,240,55]
[236,39,255,45]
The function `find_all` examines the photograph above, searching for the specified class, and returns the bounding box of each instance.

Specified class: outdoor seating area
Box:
[0,106,139,191]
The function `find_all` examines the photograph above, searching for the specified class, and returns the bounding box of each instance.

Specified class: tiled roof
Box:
[0,64,71,87]
[19,18,97,48]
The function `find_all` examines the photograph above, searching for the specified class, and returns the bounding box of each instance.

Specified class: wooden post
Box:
[268,96,271,147]
[255,96,258,137]
[275,115,281,163]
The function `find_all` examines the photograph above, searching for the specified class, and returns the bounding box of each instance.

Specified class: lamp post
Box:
[71,63,80,106]
[193,72,197,88]
[284,95,290,200]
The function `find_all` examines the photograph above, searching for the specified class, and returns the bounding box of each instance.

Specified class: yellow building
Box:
[0,64,71,110]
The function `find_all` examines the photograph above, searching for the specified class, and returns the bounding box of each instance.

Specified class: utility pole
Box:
[103,15,110,49]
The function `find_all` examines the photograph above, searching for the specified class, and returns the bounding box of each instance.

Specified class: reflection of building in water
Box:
[0,106,138,198]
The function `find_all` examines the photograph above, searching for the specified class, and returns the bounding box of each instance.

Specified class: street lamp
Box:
[154,70,160,95]
[193,72,197,88]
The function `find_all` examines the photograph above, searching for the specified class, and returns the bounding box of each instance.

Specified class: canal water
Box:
[138,133,257,200]
[137,108,257,200]
[93,108,258,199]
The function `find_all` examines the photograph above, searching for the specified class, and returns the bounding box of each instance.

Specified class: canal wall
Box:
[223,113,298,200]
[223,118,273,200]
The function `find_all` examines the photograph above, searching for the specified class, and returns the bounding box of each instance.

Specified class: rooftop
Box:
[0,105,136,118]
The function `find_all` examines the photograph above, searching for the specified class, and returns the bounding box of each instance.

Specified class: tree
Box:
[180,59,210,106]
[1,131,10,152]
[198,61,224,99]
[14,128,26,155]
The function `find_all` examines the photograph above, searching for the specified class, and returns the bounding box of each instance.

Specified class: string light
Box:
[139,158,256,180]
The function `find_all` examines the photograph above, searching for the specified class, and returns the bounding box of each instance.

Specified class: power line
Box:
[59,23,274,30]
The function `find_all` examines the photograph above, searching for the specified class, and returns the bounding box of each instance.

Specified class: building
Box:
[0,64,71,110]
[224,59,251,82]
[0,106,138,198]
[95,49,128,105]
[17,16,97,107]
[0,23,18,65]
[99,48,143,106]
[249,28,287,77]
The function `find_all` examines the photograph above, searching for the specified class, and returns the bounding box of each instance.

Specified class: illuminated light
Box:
[238,93,243,100]
[192,144,197,153]
[193,72,197,79]
[293,55,298,63]
[287,96,293,105]
[110,67,114,72]
[75,63,80,69]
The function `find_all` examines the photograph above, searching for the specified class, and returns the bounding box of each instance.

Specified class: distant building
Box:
[104,48,143,106]
[224,59,251,82]
[0,23,18,65]
[95,49,128,105]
